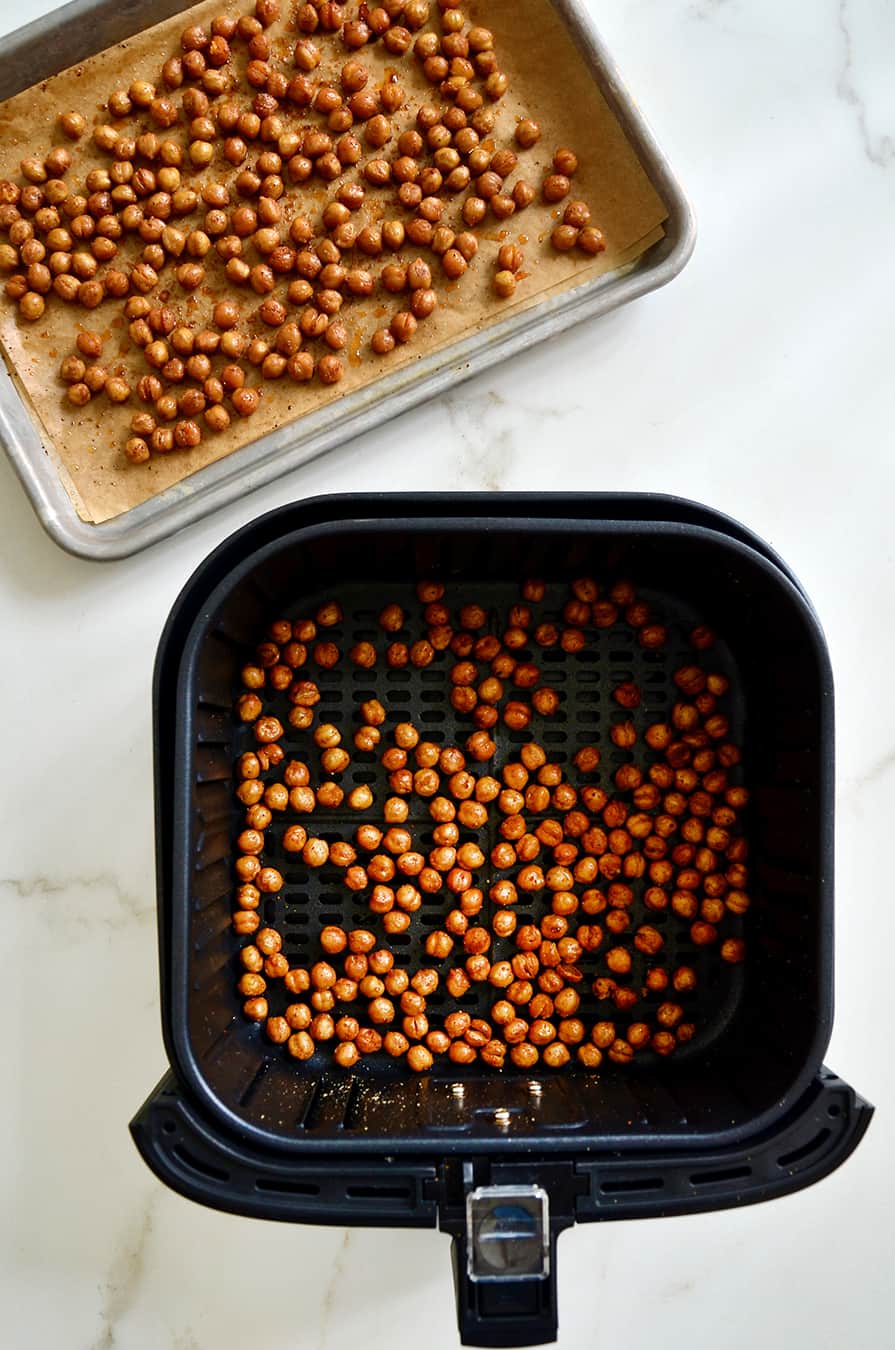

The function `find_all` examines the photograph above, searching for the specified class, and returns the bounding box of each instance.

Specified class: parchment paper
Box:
[0,0,667,524]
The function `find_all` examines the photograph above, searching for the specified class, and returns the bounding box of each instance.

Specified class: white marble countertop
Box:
[1,0,892,1346]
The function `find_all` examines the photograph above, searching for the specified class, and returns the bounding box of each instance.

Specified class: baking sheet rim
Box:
[0,0,696,560]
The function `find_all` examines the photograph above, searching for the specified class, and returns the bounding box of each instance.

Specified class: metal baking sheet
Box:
[0,0,695,560]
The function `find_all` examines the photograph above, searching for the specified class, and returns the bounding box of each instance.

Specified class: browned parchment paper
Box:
[0,0,667,524]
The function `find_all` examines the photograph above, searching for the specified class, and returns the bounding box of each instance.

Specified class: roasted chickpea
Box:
[491,265,520,300]
[258,930,286,959]
[538,172,569,204]
[284,1027,315,1059]
[399,1042,431,1073]
[550,223,579,253]
[689,920,718,946]
[242,994,268,1022]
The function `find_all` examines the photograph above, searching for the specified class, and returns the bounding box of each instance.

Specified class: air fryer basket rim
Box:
[157,498,835,1158]
[154,494,813,664]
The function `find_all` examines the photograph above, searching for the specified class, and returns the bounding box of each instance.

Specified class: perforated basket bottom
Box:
[228,577,746,1072]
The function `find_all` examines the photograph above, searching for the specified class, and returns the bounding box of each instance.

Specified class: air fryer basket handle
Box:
[450,1228,561,1349]
[131,1069,872,1349]
[439,1169,577,1347]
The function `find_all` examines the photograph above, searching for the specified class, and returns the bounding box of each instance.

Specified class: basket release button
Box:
[466,1185,549,1282]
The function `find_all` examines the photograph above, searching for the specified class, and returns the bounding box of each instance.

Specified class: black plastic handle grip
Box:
[451,1230,560,1349]
[132,1068,872,1349]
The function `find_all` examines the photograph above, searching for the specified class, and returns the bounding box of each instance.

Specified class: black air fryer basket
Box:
[133,493,871,1347]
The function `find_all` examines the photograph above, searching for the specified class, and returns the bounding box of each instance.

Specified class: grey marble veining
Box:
[837,0,895,167]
